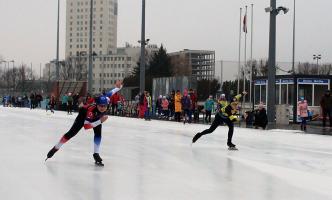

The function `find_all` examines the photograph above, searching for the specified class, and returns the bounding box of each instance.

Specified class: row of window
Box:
[70,20,111,26]
[70,44,104,48]
[70,38,106,43]
[72,56,130,62]
[69,32,112,37]
[95,64,130,68]
[93,73,125,78]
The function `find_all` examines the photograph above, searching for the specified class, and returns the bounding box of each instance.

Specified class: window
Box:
[281,84,287,104]
[314,84,328,106]
[254,85,260,104]
[298,84,313,106]
[261,85,266,104]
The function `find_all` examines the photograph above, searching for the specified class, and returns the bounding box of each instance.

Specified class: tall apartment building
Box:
[65,0,118,57]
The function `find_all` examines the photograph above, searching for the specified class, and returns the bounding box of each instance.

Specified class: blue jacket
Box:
[204,99,215,111]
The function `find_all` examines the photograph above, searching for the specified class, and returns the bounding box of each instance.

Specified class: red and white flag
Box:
[243,14,247,33]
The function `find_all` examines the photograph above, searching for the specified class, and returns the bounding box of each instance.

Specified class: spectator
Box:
[320,90,332,128]
[145,92,152,121]
[61,94,68,111]
[156,95,163,118]
[189,89,198,123]
[30,93,35,109]
[138,92,146,118]
[174,90,182,122]
[162,96,169,119]
[67,92,73,115]
[168,90,175,119]
[204,95,215,124]
[73,93,80,111]
[49,95,57,112]
[111,91,120,115]
[217,94,228,111]
[253,102,268,130]
[86,93,94,105]
[181,89,192,124]
[297,97,308,131]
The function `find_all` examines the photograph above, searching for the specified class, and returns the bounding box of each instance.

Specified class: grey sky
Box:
[0,0,331,77]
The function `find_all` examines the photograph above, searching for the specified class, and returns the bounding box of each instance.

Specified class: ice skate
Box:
[93,153,104,166]
[227,143,238,151]
[192,133,202,143]
[45,146,59,161]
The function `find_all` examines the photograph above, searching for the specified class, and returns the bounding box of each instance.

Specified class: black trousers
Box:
[67,101,73,113]
[322,109,332,127]
[205,110,212,123]
[63,108,102,141]
[199,113,234,144]
[175,112,181,122]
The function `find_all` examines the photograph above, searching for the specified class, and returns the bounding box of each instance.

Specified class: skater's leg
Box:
[192,114,222,143]
[223,118,235,146]
[93,125,102,154]
[93,125,104,166]
[47,108,86,160]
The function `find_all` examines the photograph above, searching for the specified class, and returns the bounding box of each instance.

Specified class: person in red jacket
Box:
[189,89,198,123]
[45,81,122,166]
[110,92,120,115]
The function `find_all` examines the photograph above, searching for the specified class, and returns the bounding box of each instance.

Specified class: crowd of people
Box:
[2,88,332,132]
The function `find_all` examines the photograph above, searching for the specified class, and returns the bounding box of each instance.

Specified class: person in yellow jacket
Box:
[174,90,182,122]
[192,91,247,150]
[218,94,229,110]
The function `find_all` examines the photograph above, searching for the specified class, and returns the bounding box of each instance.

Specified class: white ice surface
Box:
[1,107,332,200]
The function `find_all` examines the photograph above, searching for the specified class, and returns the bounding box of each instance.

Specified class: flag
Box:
[243,14,247,33]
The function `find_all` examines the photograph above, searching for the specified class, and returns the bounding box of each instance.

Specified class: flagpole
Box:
[243,5,248,105]
[250,4,254,109]
[237,8,242,95]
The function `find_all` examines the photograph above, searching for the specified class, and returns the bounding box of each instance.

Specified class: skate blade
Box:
[228,147,238,151]
[95,162,104,167]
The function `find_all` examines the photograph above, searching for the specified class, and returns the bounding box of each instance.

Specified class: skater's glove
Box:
[229,115,239,122]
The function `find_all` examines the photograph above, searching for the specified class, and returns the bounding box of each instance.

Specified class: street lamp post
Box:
[313,54,321,71]
[140,0,146,93]
[88,0,94,94]
[56,0,60,81]
[9,60,14,95]
[265,1,289,126]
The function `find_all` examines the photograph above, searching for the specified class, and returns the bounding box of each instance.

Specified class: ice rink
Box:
[1,107,332,200]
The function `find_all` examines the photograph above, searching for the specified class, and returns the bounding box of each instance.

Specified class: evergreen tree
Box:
[123,45,173,92]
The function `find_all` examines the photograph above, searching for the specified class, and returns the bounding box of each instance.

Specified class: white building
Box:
[65,0,118,57]
[91,44,159,93]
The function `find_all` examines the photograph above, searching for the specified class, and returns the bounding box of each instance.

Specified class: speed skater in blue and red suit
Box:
[45,80,123,166]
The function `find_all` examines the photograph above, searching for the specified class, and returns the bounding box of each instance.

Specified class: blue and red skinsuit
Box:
[54,87,121,153]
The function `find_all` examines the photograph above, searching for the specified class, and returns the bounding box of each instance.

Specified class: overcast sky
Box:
[0,0,331,76]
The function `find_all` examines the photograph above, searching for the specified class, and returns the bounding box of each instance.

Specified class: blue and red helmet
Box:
[96,95,109,105]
